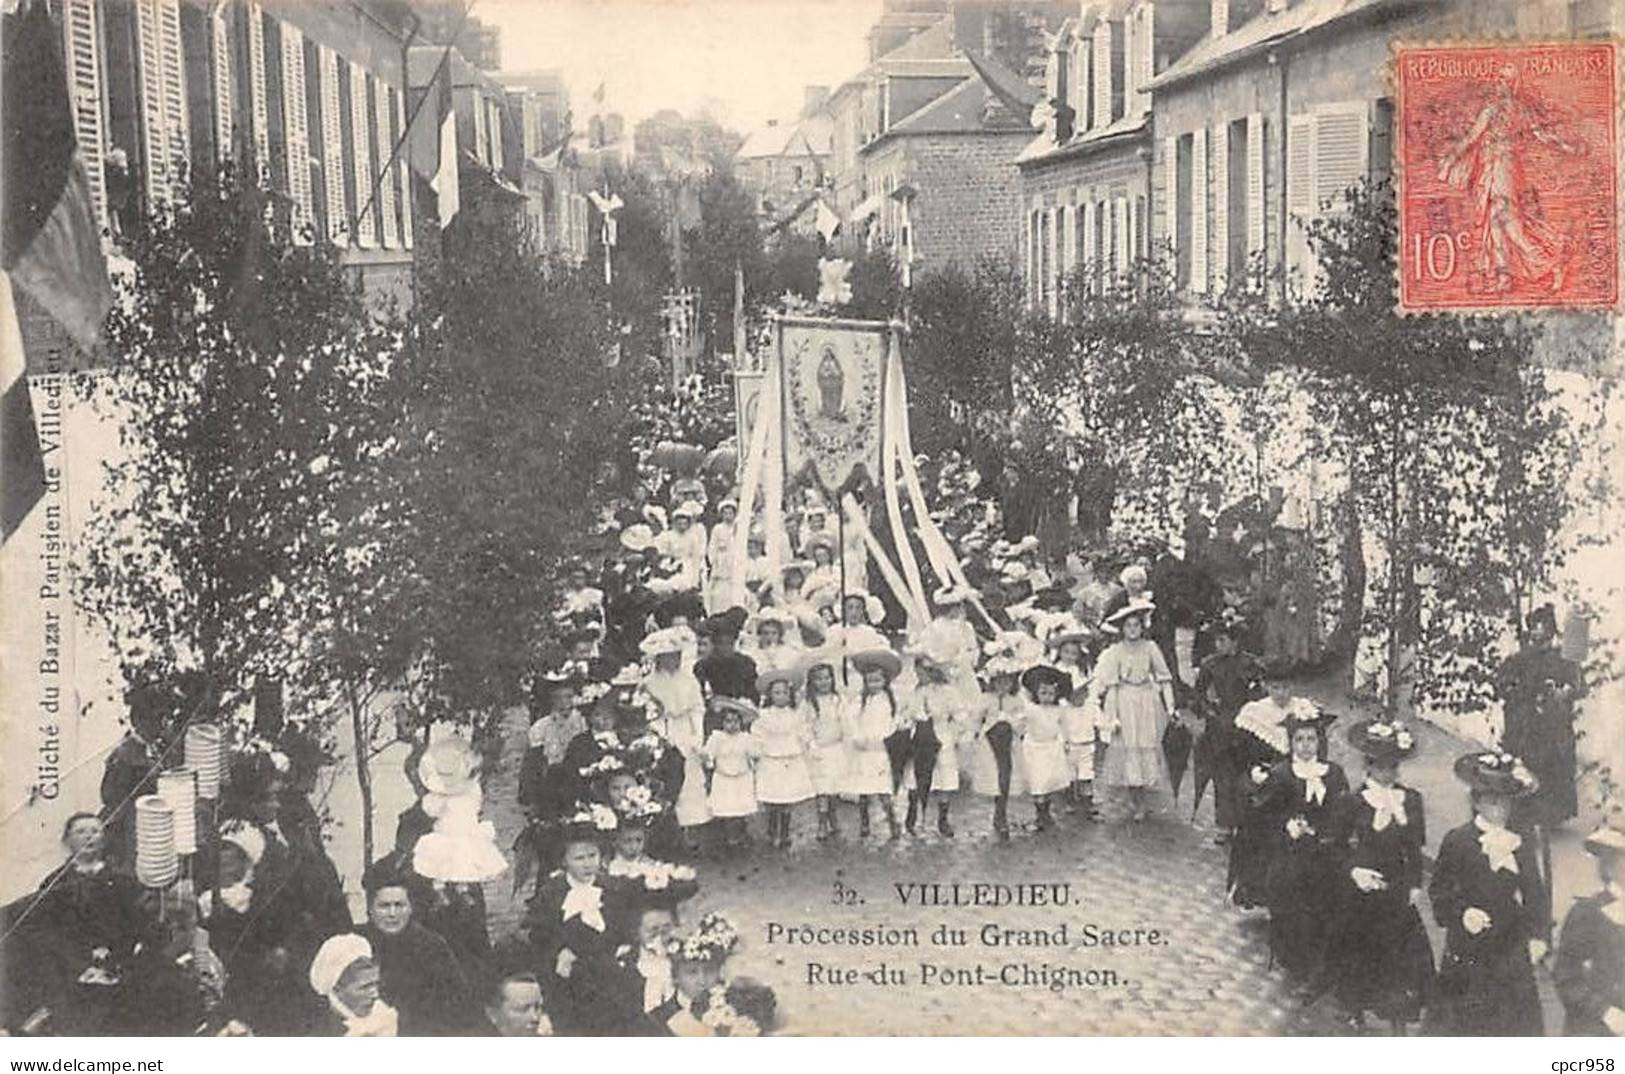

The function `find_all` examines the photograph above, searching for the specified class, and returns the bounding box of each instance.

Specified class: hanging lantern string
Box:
[0,690,223,944]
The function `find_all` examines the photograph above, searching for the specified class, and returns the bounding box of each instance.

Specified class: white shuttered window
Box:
[350,66,377,246]
[374,78,399,248]
[1246,112,1265,272]
[1161,136,1177,253]
[1093,23,1112,130]
[1211,122,1229,292]
[396,89,414,249]
[1190,127,1208,293]
[247,3,270,177]
[318,47,346,244]
[280,24,312,241]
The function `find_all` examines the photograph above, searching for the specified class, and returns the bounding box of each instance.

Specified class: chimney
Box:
[1211,0,1230,35]
[803,85,831,117]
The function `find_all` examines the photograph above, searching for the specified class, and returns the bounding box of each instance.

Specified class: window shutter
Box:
[472,93,487,165]
[350,66,376,247]
[210,6,233,167]
[1093,24,1111,130]
[396,89,414,249]
[1131,187,1144,266]
[1246,111,1264,268]
[1113,196,1129,279]
[1121,17,1135,114]
[1073,38,1089,124]
[1046,206,1059,317]
[489,99,504,172]
[1062,199,1077,280]
[373,78,398,248]
[1313,102,1368,212]
[1211,121,1228,292]
[247,3,270,178]
[280,23,312,241]
[62,0,107,228]
[1139,5,1154,114]
[1161,136,1177,254]
[318,46,346,244]
[1286,112,1315,276]
[1081,199,1096,291]
[1190,126,1208,293]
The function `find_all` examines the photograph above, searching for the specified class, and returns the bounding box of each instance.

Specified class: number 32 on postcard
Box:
[1395,42,1618,313]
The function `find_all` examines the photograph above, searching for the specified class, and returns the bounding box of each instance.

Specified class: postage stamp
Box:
[1395,42,1619,313]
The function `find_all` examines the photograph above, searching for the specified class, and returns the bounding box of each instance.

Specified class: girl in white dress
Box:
[799,652,849,841]
[705,499,738,613]
[701,699,758,849]
[905,620,974,838]
[751,668,814,849]
[1046,620,1100,818]
[641,628,710,849]
[744,608,803,674]
[1019,665,1072,832]
[803,535,839,597]
[841,648,905,841]
[968,634,1037,842]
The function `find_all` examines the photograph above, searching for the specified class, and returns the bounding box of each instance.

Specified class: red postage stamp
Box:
[1395,42,1618,313]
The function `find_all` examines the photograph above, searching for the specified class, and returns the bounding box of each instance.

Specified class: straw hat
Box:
[1346,718,1418,762]
[1453,751,1540,797]
[848,647,902,680]
[1582,823,1625,858]
[619,524,658,552]
[1020,664,1074,701]
[1102,597,1156,628]
[756,664,804,697]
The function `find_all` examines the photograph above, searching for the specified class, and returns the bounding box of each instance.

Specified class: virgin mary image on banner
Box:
[779,318,887,494]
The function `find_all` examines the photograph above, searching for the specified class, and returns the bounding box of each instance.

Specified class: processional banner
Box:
[777,316,888,495]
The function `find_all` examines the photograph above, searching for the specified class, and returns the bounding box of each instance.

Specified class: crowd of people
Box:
[1,471,1619,1039]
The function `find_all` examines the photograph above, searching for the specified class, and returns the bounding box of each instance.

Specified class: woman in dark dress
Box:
[1552,823,1625,1036]
[1227,674,1298,908]
[1257,709,1348,990]
[1329,719,1434,1032]
[1426,752,1550,1036]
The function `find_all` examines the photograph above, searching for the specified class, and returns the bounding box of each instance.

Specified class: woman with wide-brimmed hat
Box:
[641,628,710,847]
[1227,667,1307,906]
[1094,598,1175,821]
[1257,707,1348,991]
[1425,751,1549,1036]
[1327,718,1434,1031]
[1553,822,1625,1036]
[841,646,907,840]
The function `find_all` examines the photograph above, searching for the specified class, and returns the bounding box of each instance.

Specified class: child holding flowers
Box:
[702,698,759,850]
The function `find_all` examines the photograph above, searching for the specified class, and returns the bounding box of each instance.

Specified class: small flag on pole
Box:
[430,107,460,228]
[815,199,841,244]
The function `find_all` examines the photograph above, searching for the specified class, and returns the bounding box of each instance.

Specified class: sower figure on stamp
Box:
[1435,61,1590,296]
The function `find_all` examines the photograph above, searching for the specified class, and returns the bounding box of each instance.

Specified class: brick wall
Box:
[904,130,1031,272]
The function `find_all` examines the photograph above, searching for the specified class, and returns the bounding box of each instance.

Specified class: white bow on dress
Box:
[1361,783,1408,832]
[1291,760,1329,806]
[1474,815,1522,874]
[561,879,607,932]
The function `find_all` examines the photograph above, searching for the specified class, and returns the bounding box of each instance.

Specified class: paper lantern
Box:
[156,768,198,855]
[134,795,178,888]
[185,724,224,800]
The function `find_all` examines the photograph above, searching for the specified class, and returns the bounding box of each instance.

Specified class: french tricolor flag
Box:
[1,0,111,541]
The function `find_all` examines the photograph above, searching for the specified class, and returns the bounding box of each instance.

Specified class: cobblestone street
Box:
[475,704,1347,1035]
